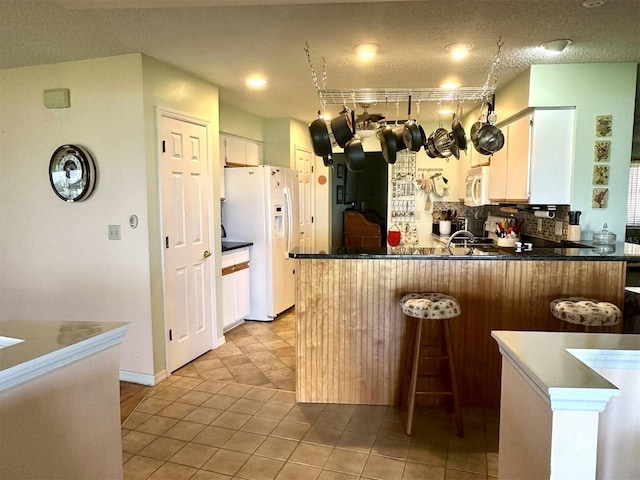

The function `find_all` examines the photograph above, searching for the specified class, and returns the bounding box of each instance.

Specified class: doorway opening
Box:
[330,152,388,248]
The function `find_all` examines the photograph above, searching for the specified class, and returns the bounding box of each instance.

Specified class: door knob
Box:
[203,250,212,258]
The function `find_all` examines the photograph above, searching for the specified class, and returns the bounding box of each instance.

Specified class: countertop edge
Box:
[491,331,640,412]
[222,241,253,252]
[289,241,639,260]
[0,323,129,393]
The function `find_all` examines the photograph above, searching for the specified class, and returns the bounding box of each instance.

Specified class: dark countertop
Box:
[289,241,640,261]
[222,241,253,252]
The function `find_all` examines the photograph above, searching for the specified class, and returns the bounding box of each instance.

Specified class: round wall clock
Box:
[49,144,97,202]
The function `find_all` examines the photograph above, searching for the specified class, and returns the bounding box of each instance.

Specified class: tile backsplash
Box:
[433,202,573,242]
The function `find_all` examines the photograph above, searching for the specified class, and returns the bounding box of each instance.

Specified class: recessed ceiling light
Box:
[445,42,475,59]
[354,43,381,59]
[440,82,460,90]
[539,39,573,54]
[582,0,606,7]
[245,76,267,90]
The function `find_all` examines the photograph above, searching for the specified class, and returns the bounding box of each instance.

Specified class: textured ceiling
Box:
[1,0,639,124]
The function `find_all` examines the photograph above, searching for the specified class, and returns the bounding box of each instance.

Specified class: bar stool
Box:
[550,297,622,331]
[400,293,464,437]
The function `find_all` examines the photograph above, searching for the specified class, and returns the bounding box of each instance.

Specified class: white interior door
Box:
[295,146,314,249]
[160,113,214,373]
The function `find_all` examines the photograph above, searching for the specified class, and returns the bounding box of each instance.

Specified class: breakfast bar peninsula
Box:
[290,242,640,407]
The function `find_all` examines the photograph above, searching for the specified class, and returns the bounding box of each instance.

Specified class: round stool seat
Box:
[550,297,621,327]
[400,293,461,320]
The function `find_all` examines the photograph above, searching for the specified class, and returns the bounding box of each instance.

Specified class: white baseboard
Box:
[119,369,167,386]
[217,335,226,347]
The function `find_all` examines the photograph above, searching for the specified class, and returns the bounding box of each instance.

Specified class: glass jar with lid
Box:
[593,223,617,245]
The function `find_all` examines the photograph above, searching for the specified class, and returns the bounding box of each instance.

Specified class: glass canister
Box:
[593,223,617,245]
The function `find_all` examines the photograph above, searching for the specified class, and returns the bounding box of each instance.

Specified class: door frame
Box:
[156,106,218,375]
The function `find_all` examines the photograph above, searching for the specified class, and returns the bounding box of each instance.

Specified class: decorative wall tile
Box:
[595,115,612,137]
[592,188,609,208]
[594,140,611,162]
[593,164,609,185]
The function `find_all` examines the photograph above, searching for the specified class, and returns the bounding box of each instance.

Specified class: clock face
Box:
[49,145,97,202]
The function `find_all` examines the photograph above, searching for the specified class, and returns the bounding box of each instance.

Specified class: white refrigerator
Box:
[223,165,300,321]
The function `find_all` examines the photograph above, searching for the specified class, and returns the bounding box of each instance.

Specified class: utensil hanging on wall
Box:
[387,224,402,246]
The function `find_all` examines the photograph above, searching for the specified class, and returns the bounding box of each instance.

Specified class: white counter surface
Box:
[492,330,640,410]
[0,320,128,392]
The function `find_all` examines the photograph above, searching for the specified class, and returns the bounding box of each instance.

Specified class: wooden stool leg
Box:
[406,317,423,435]
[443,319,464,437]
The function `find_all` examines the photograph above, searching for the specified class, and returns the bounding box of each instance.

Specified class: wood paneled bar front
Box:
[291,243,640,408]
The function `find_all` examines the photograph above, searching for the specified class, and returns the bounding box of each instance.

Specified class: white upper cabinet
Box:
[488,107,575,204]
[220,133,262,166]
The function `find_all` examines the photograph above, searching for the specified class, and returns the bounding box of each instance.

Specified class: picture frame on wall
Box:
[337,185,344,204]
[337,163,344,179]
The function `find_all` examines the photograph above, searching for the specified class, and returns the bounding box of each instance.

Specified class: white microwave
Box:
[464,166,491,207]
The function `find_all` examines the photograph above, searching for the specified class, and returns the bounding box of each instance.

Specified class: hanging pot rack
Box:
[305,38,504,109]
[317,87,491,106]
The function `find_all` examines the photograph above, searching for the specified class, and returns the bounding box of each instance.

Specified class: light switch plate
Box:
[108,224,121,240]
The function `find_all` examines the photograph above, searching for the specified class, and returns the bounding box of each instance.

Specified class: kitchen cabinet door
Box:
[504,114,531,203]
[528,109,574,204]
[221,248,251,331]
[490,108,574,204]
[220,133,262,166]
[488,130,508,202]
[244,140,260,166]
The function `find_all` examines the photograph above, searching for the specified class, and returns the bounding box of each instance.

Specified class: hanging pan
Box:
[451,101,467,152]
[403,95,422,152]
[330,107,354,148]
[472,97,504,155]
[309,111,332,158]
[344,110,366,172]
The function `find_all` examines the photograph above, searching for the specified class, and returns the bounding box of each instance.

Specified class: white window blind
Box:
[628,160,640,226]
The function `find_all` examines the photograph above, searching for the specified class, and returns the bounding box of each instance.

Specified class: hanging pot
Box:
[451,111,467,152]
[387,224,402,246]
[309,113,332,157]
[344,110,366,172]
[449,133,460,160]
[470,121,483,143]
[322,153,333,167]
[380,125,398,164]
[402,96,422,152]
[474,124,504,154]
[432,127,452,158]
[330,109,354,148]
[345,138,365,171]
[392,126,407,151]
[425,134,439,158]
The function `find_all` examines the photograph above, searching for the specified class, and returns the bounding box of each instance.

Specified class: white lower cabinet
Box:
[221,248,251,332]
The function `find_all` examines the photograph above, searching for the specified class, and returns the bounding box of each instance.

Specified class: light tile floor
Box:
[122,310,499,480]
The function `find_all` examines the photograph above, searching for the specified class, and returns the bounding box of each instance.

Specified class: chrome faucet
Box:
[446,230,476,255]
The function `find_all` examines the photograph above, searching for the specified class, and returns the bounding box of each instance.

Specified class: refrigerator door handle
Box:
[283,186,293,256]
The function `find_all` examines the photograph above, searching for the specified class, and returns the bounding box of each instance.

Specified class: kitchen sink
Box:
[447,246,496,256]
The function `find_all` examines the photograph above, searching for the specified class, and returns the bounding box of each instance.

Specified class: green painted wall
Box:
[528,63,637,239]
